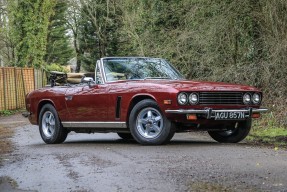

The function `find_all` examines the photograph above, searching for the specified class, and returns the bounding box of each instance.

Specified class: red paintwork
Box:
[25,79,262,126]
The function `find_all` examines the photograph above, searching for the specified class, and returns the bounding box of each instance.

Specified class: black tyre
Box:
[39,104,68,144]
[207,120,252,143]
[129,99,175,145]
[117,132,134,140]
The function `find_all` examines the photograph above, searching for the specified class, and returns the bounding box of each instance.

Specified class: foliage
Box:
[0,0,14,66]
[8,0,56,68]
[0,110,13,116]
[248,127,287,146]
[45,63,69,73]
[118,0,286,128]
[75,0,122,71]
[45,0,74,66]
[0,109,24,116]
[247,112,287,146]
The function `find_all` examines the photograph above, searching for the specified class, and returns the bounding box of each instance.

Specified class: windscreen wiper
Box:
[144,77,172,80]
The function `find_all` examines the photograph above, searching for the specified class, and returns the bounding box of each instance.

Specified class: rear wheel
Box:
[39,104,68,144]
[129,99,175,145]
[207,120,251,143]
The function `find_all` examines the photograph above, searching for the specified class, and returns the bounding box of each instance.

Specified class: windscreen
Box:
[103,58,184,82]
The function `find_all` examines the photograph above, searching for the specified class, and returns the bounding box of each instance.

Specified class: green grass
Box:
[248,127,287,146]
[0,109,25,117]
[247,113,287,146]
[0,110,14,116]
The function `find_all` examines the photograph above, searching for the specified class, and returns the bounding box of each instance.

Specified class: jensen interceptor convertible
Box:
[23,57,268,145]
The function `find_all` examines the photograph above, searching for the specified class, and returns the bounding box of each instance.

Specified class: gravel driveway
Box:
[0,115,287,192]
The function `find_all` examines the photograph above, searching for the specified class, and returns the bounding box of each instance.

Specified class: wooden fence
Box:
[0,67,47,111]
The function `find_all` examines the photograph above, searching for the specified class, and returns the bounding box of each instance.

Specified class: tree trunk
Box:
[76,52,81,72]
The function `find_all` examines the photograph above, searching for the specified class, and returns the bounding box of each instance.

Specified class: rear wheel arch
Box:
[37,100,56,124]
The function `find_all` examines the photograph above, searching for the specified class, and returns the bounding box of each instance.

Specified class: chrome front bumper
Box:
[165,108,268,119]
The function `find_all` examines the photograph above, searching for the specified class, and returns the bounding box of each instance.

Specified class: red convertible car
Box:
[23,57,267,145]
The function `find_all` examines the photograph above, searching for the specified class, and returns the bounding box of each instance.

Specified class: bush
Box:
[45,63,69,73]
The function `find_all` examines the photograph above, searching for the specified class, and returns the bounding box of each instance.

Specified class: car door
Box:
[65,60,109,122]
[64,83,108,122]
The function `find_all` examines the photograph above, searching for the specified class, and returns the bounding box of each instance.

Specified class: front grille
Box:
[199,92,243,105]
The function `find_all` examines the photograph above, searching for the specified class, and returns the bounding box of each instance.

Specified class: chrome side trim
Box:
[62,121,127,128]
[166,109,210,114]
[165,108,268,119]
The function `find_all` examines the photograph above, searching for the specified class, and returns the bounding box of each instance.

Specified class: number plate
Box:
[214,111,245,120]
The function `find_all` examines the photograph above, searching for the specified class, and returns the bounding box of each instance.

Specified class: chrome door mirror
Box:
[82,77,94,83]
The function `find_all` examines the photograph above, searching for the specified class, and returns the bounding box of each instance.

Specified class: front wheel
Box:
[129,99,175,145]
[207,120,252,143]
[39,104,68,144]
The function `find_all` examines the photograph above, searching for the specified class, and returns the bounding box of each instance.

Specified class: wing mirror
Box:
[81,77,97,87]
[82,77,94,83]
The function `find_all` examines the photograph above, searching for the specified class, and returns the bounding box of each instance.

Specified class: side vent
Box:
[115,96,122,119]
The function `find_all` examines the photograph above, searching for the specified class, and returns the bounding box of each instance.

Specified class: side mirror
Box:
[82,77,97,88]
[82,77,94,83]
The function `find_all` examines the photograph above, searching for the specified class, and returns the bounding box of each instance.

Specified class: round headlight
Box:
[178,92,188,105]
[243,93,251,104]
[252,93,261,104]
[189,93,199,104]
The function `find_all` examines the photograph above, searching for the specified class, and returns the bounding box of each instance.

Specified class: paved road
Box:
[0,117,287,192]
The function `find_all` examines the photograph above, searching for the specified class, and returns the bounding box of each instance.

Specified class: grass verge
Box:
[247,113,287,147]
[0,109,24,117]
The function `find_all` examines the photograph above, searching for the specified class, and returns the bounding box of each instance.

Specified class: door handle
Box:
[65,95,73,101]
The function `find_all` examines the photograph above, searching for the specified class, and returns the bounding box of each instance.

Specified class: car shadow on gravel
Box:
[32,139,230,147]
[26,132,249,147]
